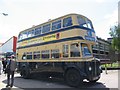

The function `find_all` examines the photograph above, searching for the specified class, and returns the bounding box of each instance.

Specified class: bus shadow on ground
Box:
[31,74,107,88]
[2,74,107,89]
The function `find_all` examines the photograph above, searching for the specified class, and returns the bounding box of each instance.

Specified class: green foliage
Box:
[109,25,120,52]
[109,26,118,37]
[101,62,119,68]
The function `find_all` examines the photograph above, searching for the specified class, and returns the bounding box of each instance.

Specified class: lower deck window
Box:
[41,50,50,59]
[26,52,32,59]
[33,51,40,59]
[70,43,80,57]
[81,43,92,56]
[63,44,69,57]
[51,49,60,58]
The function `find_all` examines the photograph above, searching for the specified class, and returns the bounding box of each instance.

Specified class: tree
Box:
[109,25,120,61]
[110,26,120,51]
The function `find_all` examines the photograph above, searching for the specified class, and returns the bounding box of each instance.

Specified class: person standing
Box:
[6,55,16,88]
[2,58,7,73]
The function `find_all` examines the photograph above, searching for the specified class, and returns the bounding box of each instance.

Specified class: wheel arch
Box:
[64,66,86,78]
[20,62,31,79]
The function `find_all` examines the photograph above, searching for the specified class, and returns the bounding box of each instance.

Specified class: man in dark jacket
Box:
[2,58,7,73]
[6,55,16,88]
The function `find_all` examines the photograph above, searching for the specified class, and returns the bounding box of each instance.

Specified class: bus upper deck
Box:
[17,13,97,63]
[17,14,96,49]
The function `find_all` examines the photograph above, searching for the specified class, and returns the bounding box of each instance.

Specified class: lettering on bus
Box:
[18,33,60,47]
[85,36,95,42]
[43,34,56,41]
[85,30,96,42]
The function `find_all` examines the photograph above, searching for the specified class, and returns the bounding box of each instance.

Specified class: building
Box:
[107,38,113,43]
[0,36,17,58]
[92,37,111,64]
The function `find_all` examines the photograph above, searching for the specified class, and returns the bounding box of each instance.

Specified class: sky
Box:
[0,0,119,43]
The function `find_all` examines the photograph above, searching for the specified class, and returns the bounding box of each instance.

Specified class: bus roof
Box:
[19,13,90,34]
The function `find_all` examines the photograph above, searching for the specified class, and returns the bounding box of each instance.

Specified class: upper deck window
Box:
[28,30,35,38]
[42,24,50,34]
[22,32,28,39]
[18,33,23,41]
[63,17,72,27]
[86,19,93,29]
[77,16,93,29]
[52,20,61,31]
[18,31,28,40]
[35,27,41,36]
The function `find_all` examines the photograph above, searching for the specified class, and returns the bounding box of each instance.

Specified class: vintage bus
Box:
[16,13,102,87]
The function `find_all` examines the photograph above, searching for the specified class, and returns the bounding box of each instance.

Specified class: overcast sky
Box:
[0,0,119,43]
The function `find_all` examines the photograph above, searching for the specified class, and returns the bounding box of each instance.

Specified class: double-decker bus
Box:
[16,13,102,87]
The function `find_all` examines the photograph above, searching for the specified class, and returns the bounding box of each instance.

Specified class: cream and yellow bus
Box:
[17,13,102,87]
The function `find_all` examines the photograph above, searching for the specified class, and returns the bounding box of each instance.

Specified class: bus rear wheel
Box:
[65,69,82,87]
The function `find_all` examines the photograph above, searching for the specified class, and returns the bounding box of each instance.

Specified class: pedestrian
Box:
[2,58,7,73]
[5,55,16,88]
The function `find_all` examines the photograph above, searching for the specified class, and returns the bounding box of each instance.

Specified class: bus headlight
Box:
[89,66,92,71]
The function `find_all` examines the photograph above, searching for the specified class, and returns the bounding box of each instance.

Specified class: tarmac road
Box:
[0,70,119,90]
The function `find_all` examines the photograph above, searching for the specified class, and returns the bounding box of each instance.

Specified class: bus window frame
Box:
[18,33,23,41]
[51,49,60,59]
[85,18,94,29]
[28,29,35,38]
[26,52,33,60]
[70,43,81,57]
[63,17,73,28]
[62,44,69,58]
[35,27,42,36]
[41,50,50,59]
[42,24,51,34]
[81,43,92,57]
[33,51,40,60]
[77,15,93,30]
[52,20,62,31]
[22,32,28,40]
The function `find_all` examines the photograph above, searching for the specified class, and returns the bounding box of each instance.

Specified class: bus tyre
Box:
[65,69,82,87]
[22,68,31,79]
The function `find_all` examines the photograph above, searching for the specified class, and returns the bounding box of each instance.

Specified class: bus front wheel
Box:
[65,69,82,87]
